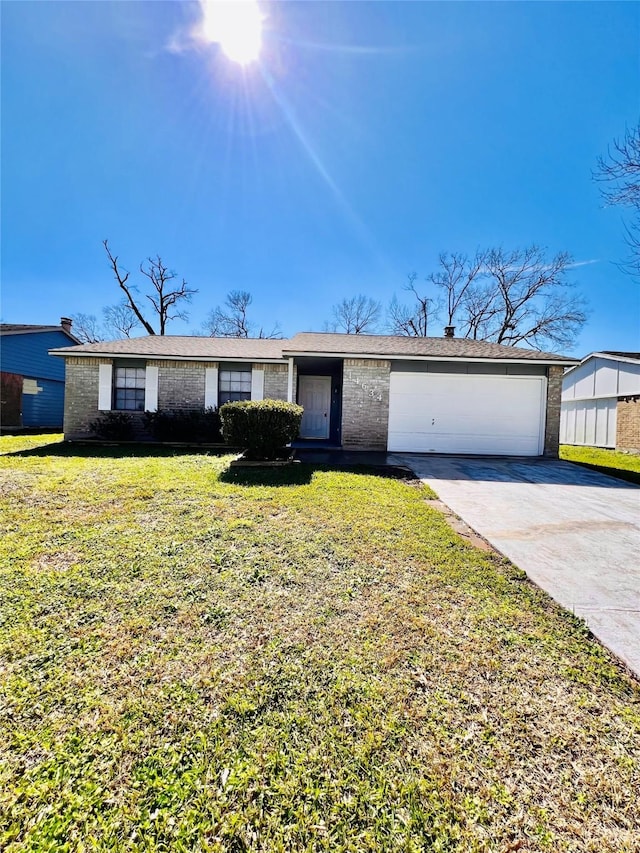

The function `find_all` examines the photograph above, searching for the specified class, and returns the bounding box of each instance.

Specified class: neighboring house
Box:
[560,351,640,451]
[0,318,79,429]
[51,331,576,456]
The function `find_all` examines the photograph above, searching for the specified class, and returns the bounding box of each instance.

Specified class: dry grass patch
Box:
[0,438,638,852]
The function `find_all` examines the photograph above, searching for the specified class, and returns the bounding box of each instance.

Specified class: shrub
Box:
[220,400,304,460]
[89,412,134,441]
[142,408,222,443]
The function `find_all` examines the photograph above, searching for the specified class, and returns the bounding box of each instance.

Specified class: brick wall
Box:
[63,357,291,439]
[262,363,288,401]
[63,357,105,438]
[154,360,209,410]
[543,365,563,457]
[341,359,390,449]
[616,398,640,451]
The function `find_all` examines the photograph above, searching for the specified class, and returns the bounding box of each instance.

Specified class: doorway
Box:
[298,375,331,439]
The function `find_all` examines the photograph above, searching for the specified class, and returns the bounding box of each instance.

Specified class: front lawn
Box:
[1,437,638,852]
[560,444,640,477]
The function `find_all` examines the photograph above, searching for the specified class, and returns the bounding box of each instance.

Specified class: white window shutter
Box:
[145,365,159,412]
[205,367,219,409]
[98,363,113,411]
[287,357,294,402]
[251,368,264,401]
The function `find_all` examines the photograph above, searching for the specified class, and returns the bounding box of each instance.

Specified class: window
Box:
[114,366,146,411]
[219,368,251,404]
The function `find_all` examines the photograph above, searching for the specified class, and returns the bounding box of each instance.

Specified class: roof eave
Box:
[282,349,577,366]
[562,351,640,377]
[48,348,285,364]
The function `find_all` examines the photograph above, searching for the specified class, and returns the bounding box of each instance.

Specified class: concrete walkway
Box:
[391,454,640,679]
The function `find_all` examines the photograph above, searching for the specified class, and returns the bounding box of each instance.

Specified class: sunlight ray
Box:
[259,66,394,275]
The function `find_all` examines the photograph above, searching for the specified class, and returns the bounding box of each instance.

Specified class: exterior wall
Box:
[262,363,288,401]
[154,360,209,410]
[63,357,283,439]
[22,378,65,427]
[561,356,640,450]
[543,365,563,457]
[563,356,640,401]
[616,398,640,451]
[560,399,617,448]
[1,372,23,427]
[63,356,105,438]
[0,329,72,382]
[341,359,390,449]
[0,330,74,428]
[392,360,546,376]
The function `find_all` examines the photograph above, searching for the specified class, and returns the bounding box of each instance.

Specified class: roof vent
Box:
[60,317,73,333]
[443,325,455,338]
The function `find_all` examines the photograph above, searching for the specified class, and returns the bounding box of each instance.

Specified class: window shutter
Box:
[145,365,159,412]
[98,363,113,411]
[251,368,264,401]
[205,367,219,409]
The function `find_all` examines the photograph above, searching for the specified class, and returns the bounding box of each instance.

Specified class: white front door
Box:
[298,376,331,439]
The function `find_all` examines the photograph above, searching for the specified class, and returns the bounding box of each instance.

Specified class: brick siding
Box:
[63,358,289,439]
[63,357,105,438]
[543,365,563,457]
[341,359,390,449]
[154,360,209,410]
[262,363,288,401]
[616,398,640,451]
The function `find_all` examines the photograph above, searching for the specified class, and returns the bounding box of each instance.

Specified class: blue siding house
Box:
[0,319,79,429]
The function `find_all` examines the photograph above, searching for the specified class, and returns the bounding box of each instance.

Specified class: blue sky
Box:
[2,1,639,356]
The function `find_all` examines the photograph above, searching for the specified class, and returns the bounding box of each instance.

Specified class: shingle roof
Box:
[50,335,286,361]
[1,323,79,343]
[2,324,65,334]
[51,332,577,363]
[601,351,640,361]
[284,332,576,362]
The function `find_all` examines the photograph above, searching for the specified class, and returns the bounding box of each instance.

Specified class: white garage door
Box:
[388,372,546,455]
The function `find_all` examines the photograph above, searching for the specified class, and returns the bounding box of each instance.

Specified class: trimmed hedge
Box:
[89,412,134,441]
[143,408,222,443]
[220,400,304,460]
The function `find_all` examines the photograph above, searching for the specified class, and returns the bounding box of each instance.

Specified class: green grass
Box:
[560,444,640,474]
[0,433,64,455]
[1,436,639,852]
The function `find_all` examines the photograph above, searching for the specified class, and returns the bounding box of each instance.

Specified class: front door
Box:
[298,375,331,439]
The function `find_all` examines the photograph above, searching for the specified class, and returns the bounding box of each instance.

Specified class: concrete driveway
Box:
[391,454,640,679]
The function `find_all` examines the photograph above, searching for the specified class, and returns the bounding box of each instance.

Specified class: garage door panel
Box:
[388,373,545,455]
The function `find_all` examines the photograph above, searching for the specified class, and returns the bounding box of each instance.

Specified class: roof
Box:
[283,332,576,363]
[601,351,640,361]
[50,331,578,364]
[562,350,640,377]
[1,323,79,343]
[50,335,286,361]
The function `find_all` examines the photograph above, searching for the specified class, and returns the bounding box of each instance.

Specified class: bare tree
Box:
[390,247,587,350]
[71,302,141,343]
[426,246,586,350]
[71,313,105,344]
[595,122,640,277]
[202,291,281,338]
[387,273,442,336]
[429,251,486,326]
[325,295,381,334]
[477,246,587,349]
[102,302,140,338]
[103,240,197,335]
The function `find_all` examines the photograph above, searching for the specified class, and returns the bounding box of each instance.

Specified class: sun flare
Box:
[199,0,263,65]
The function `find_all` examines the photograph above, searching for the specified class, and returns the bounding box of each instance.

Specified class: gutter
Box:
[49,350,285,364]
[282,350,577,367]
